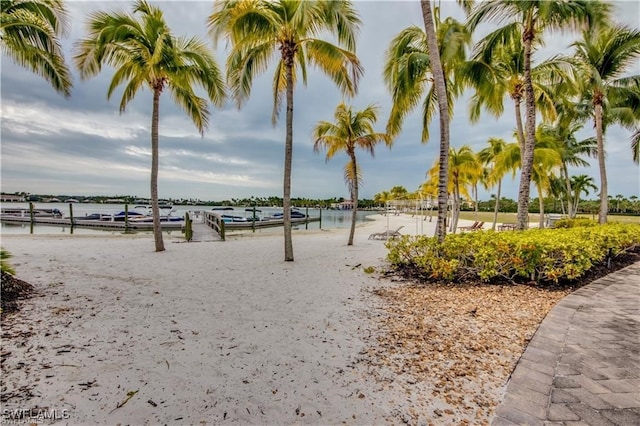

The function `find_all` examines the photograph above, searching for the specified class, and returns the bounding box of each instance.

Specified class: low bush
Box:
[554,217,598,228]
[386,224,640,284]
[1,248,15,275]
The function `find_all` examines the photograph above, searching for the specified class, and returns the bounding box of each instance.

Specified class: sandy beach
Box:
[1,214,564,425]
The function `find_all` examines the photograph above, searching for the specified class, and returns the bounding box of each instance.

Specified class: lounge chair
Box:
[458,221,479,231]
[459,221,485,232]
[368,225,404,240]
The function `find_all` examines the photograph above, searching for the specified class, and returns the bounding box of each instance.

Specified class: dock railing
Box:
[202,211,226,241]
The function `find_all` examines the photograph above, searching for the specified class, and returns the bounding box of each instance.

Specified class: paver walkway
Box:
[493,261,640,425]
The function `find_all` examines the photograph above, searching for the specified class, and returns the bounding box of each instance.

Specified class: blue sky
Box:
[1,0,639,202]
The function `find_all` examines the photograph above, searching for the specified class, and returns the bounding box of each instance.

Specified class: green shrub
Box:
[554,217,598,228]
[1,248,15,275]
[386,224,640,284]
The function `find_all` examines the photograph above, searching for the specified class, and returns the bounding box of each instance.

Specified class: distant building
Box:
[331,200,353,210]
[0,194,25,202]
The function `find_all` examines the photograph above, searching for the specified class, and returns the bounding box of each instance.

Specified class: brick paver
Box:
[492,262,640,425]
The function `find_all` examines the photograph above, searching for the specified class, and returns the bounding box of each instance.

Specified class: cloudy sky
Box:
[1,0,638,202]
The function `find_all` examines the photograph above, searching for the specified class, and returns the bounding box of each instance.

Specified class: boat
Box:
[221,214,249,223]
[75,213,110,221]
[1,207,63,218]
[268,210,307,219]
[101,210,147,221]
[102,205,182,222]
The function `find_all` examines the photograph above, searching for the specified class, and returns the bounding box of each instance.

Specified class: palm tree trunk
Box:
[348,153,358,246]
[283,52,295,261]
[595,102,607,224]
[492,179,502,230]
[452,184,460,233]
[563,166,574,218]
[516,28,536,231]
[151,86,165,252]
[514,98,525,154]
[473,184,478,220]
[538,184,545,228]
[421,0,449,242]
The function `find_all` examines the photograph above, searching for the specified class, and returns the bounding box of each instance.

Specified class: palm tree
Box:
[386,2,471,241]
[312,103,391,246]
[570,174,597,216]
[467,0,611,230]
[571,25,640,223]
[537,119,596,218]
[463,26,570,153]
[478,137,507,230]
[494,135,562,228]
[373,191,391,209]
[75,0,226,252]
[1,0,72,96]
[209,0,362,261]
[425,145,480,233]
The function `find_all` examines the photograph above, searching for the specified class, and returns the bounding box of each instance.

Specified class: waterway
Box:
[0,203,378,235]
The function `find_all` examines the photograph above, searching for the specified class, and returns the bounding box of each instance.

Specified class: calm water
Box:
[0,203,377,235]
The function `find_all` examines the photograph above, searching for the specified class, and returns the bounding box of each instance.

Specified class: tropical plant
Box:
[424,145,480,233]
[570,174,597,216]
[386,2,471,241]
[478,137,508,230]
[570,25,640,223]
[463,25,569,153]
[494,131,563,228]
[75,0,226,252]
[536,119,596,218]
[389,185,410,202]
[467,0,611,230]
[0,0,72,96]
[313,103,391,246]
[209,0,362,261]
[373,191,391,208]
[1,248,15,275]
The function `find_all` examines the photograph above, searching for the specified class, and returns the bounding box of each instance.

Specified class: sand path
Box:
[2,214,452,424]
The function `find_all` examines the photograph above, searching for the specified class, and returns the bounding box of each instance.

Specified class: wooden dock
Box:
[1,210,321,241]
[0,215,184,231]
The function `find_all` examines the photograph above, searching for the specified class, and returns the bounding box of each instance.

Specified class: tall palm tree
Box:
[75,0,226,252]
[209,0,362,261]
[467,0,610,230]
[422,1,448,242]
[1,0,72,96]
[570,174,597,216]
[312,103,391,246]
[478,137,507,230]
[386,2,471,241]
[571,25,640,223]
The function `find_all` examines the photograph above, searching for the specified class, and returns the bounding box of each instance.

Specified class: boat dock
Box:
[0,215,183,231]
[1,210,321,239]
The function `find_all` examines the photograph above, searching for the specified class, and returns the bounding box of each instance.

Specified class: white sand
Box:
[1,214,473,424]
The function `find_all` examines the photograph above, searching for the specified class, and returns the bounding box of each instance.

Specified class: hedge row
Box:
[386,224,640,283]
